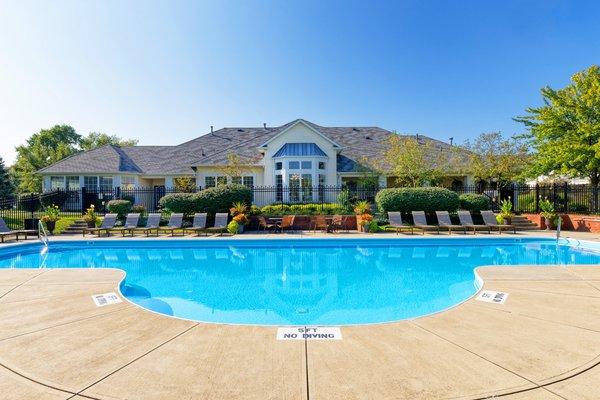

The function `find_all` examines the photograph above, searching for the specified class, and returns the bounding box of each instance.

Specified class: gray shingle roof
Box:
[38,119,460,175]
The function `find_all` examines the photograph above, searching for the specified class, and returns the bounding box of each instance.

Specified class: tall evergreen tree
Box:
[0,157,15,199]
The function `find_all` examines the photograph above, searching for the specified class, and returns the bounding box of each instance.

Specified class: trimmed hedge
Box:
[459,193,491,212]
[158,184,252,215]
[375,187,459,213]
[261,203,346,216]
[107,200,132,218]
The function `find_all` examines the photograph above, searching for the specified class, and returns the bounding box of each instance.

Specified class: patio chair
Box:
[411,211,440,235]
[206,213,229,235]
[457,211,491,234]
[310,215,328,233]
[257,216,278,233]
[83,214,117,237]
[435,211,466,234]
[280,215,296,233]
[0,217,38,242]
[159,213,184,236]
[481,210,516,234]
[184,213,208,236]
[387,212,414,235]
[111,213,141,237]
[329,215,348,233]
[133,213,161,237]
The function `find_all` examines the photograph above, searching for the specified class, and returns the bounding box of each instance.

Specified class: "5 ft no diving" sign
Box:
[277,327,342,341]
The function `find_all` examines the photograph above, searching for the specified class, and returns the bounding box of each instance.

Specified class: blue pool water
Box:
[0,238,599,325]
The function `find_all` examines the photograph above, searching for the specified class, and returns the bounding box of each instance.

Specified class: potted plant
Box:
[230,202,249,233]
[83,204,99,228]
[353,200,372,232]
[40,204,60,234]
[497,198,514,225]
[227,220,240,235]
[360,213,374,232]
[539,198,557,230]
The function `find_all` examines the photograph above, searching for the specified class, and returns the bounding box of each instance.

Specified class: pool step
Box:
[61,220,88,235]
[511,216,539,230]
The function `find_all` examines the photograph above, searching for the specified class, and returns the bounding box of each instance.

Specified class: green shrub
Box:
[158,193,196,214]
[227,220,239,235]
[569,202,589,212]
[159,184,252,215]
[248,205,262,216]
[368,221,381,233]
[132,204,146,215]
[337,189,352,213]
[261,203,346,216]
[459,193,491,212]
[107,199,132,218]
[375,187,460,213]
[121,195,135,204]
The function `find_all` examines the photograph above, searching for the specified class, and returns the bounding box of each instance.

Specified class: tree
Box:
[173,176,197,192]
[13,125,81,193]
[515,65,600,187]
[460,132,529,185]
[383,135,456,187]
[0,157,15,199]
[214,153,254,179]
[79,132,138,151]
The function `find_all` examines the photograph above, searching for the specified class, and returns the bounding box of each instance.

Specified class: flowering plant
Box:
[41,204,60,222]
[83,204,99,224]
[359,213,373,225]
[230,201,249,225]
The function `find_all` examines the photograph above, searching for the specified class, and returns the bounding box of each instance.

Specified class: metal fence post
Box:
[535,183,540,213]
[563,183,569,213]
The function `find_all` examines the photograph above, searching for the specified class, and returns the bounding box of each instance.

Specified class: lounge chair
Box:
[481,210,516,234]
[257,216,278,233]
[159,213,184,236]
[111,213,140,236]
[133,213,161,237]
[206,213,228,235]
[280,215,296,233]
[83,214,117,237]
[387,212,414,234]
[0,217,38,242]
[457,211,491,234]
[184,213,208,236]
[310,215,328,233]
[329,215,348,233]
[435,211,466,234]
[411,211,440,235]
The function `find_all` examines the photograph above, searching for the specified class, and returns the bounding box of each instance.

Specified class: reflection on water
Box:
[0,241,598,325]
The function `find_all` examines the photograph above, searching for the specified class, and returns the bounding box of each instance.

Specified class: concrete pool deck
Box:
[1,232,600,399]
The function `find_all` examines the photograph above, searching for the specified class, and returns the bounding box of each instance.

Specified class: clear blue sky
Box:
[1,0,599,165]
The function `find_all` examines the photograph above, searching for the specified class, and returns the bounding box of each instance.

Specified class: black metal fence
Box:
[1,183,599,229]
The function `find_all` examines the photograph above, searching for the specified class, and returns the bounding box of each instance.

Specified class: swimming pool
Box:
[0,237,599,325]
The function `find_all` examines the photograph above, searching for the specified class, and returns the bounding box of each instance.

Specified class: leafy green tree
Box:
[383,135,456,187]
[459,132,529,185]
[0,157,15,199]
[13,125,81,193]
[515,65,600,187]
[79,132,138,151]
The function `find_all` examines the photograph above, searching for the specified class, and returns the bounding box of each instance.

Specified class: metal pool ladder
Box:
[38,220,49,248]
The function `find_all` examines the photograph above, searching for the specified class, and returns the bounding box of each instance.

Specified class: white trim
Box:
[259,119,342,149]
